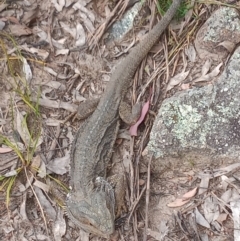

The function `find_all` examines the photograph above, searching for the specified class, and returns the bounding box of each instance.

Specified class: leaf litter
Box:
[0,0,237,240]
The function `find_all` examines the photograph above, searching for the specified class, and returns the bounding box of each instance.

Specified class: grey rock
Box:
[195,7,240,60]
[147,46,240,160]
[107,2,142,42]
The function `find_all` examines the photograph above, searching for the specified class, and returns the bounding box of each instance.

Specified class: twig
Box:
[89,0,124,49]
[24,167,49,236]
[47,9,55,53]
[143,155,152,241]
[128,184,147,222]
[46,123,61,162]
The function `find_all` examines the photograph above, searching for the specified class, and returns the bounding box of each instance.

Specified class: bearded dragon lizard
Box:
[65,0,182,238]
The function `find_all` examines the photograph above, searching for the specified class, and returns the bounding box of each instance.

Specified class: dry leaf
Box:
[218,41,235,53]
[185,44,196,62]
[0,20,5,30]
[122,149,131,173]
[31,155,41,174]
[34,187,56,220]
[33,26,65,49]
[182,187,198,200]
[199,233,209,241]
[0,3,8,12]
[180,83,190,90]
[142,148,148,156]
[20,45,49,60]
[168,187,197,207]
[79,229,90,241]
[46,153,70,175]
[33,179,49,192]
[147,221,169,241]
[216,213,228,224]
[45,118,63,127]
[221,189,232,203]
[55,49,69,56]
[195,207,210,229]
[43,66,69,79]
[167,198,190,207]
[38,160,47,178]
[5,16,20,24]
[0,147,12,153]
[198,176,210,195]
[76,23,86,47]
[73,2,95,22]
[201,59,212,76]
[229,189,240,202]
[211,220,221,232]
[198,163,240,179]
[53,208,66,240]
[60,21,76,37]
[41,80,66,90]
[22,7,38,25]
[16,111,31,146]
[9,24,32,36]
[203,196,220,223]
[139,179,145,186]
[22,57,32,82]
[16,111,43,148]
[4,170,18,177]
[166,70,190,92]
[51,0,65,11]
[32,97,77,113]
[194,63,223,83]
[230,201,240,241]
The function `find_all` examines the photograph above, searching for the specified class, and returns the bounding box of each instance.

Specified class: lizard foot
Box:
[107,174,127,218]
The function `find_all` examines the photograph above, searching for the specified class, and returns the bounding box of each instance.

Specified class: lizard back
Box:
[70,0,182,192]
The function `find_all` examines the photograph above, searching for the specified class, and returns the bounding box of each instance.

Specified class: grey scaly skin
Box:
[65,0,182,238]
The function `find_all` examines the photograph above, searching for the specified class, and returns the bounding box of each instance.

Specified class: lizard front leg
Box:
[119,100,142,125]
[76,98,100,120]
[76,97,141,125]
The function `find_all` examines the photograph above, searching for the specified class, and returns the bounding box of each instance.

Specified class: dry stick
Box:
[143,155,152,241]
[46,123,61,162]
[211,192,233,220]
[149,0,156,30]
[66,73,80,93]
[130,137,139,241]
[130,136,135,207]
[132,211,137,241]
[47,8,55,53]
[63,111,77,125]
[137,65,165,102]
[172,48,180,74]
[163,35,170,81]
[24,167,49,236]
[106,0,130,33]
[89,0,123,48]
[128,184,147,222]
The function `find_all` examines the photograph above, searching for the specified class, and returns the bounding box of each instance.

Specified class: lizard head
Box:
[65,190,115,238]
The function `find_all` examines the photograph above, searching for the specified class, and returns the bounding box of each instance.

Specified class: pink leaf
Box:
[129,100,150,136]
[0,147,13,153]
[167,198,190,208]
[167,187,198,207]
[182,187,198,200]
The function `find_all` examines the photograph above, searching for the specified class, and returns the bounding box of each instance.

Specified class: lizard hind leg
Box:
[119,100,141,125]
[107,174,127,218]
